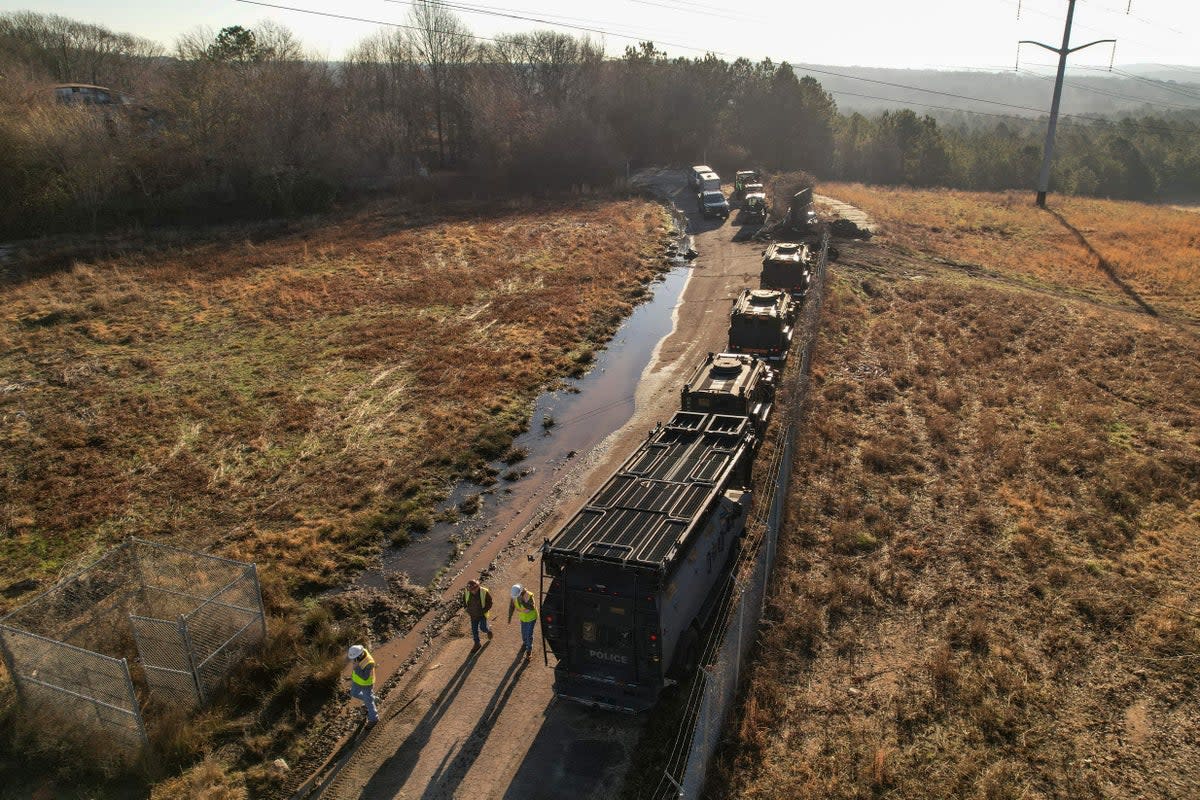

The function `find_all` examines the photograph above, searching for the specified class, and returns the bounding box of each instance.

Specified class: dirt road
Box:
[312,169,764,800]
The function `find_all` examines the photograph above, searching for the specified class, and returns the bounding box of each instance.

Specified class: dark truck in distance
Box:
[728,288,795,361]
[540,411,753,712]
[698,189,730,219]
[681,353,776,439]
[760,241,814,300]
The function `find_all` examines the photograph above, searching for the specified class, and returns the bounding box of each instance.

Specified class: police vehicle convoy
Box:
[537,190,824,712]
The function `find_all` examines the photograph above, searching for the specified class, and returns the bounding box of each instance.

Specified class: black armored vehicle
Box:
[681,352,776,439]
[760,241,813,300]
[727,288,795,361]
[540,412,753,712]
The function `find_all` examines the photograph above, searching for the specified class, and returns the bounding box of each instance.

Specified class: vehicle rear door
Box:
[567,589,639,683]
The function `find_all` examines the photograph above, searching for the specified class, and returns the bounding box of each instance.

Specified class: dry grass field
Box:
[715,188,1200,799]
[820,182,1200,324]
[0,196,669,792]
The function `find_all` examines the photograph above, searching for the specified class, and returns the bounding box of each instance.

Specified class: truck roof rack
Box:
[544,412,750,574]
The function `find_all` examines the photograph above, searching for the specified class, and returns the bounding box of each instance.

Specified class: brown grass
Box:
[0,197,667,596]
[0,195,669,791]
[821,182,1200,324]
[713,189,1200,799]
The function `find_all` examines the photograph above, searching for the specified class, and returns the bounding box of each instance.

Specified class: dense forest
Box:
[2,6,1199,237]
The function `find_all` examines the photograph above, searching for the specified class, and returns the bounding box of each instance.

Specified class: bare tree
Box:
[406,0,474,168]
[472,31,614,188]
[343,30,425,178]
[0,11,162,91]
[481,31,602,110]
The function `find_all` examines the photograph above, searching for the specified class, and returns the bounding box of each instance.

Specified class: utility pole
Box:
[1020,0,1115,207]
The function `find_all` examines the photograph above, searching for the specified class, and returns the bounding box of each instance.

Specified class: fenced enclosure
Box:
[651,230,829,798]
[0,538,267,760]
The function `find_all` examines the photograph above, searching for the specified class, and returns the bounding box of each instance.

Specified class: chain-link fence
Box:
[652,229,829,799]
[0,538,267,760]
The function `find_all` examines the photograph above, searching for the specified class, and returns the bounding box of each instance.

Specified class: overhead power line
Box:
[235,0,507,43]
[1078,0,1187,36]
[625,0,767,25]
[831,88,1199,135]
[234,0,1200,138]
[436,0,665,38]
[1151,64,1200,76]
[828,89,1040,121]
[379,0,713,52]
[1017,67,1200,110]
[1108,66,1200,100]
[788,64,1055,114]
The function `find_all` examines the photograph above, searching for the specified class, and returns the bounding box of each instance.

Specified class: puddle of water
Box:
[360,263,692,588]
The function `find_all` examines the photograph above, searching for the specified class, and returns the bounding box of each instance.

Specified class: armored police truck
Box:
[540,411,753,712]
[760,241,813,300]
[681,352,776,440]
[727,288,795,362]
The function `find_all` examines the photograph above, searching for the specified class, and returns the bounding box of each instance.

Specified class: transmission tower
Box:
[1020,0,1115,207]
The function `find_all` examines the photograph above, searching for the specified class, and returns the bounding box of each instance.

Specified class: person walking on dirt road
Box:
[463,579,493,653]
[508,584,538,661]
[346,644,378,726]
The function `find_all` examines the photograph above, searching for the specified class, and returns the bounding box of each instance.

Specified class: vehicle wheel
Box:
[672,626,700,678]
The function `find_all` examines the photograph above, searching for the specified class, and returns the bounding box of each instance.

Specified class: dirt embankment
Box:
[714,190,1200,799]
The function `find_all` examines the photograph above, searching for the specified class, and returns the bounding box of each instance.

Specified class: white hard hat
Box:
[347,645,365,660]
[511,584,523,599]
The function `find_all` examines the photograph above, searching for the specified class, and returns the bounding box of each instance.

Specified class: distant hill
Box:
[791,63,1200,122]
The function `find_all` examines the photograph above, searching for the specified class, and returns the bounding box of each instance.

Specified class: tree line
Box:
[2,5,1197,238]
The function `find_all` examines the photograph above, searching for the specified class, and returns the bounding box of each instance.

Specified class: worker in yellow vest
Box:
[508,584,538,662]
[346,644,378,726]
[463,579,493,654]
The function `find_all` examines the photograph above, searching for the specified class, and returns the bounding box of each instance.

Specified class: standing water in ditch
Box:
[362,261,692,587]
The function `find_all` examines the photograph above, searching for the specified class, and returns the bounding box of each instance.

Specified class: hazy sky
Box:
[4,0,1199,72]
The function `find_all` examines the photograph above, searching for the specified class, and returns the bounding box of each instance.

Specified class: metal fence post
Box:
[249,564,268,641]
[697,667,708,786]
[177,615,205,705]
[0,629,28,708]
[734,591,744,688]
[121,658,148,746]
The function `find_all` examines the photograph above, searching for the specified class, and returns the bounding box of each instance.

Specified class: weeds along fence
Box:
[0,538,267,761]
[651,229,829,799]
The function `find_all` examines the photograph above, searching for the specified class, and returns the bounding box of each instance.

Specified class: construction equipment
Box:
[742,184,767,222]
[788,187,821,234]
[733,169,761,197]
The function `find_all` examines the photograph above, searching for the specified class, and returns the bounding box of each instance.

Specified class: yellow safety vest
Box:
[463,587,491,618]
[514,593,538,623]
[351,650,375,686]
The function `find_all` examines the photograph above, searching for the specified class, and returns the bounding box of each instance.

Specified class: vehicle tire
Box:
[671,626,700,679]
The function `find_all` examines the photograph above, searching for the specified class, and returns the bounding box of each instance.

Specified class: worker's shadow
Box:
[1044,207,1158,317]
[422,650,530,799]
[357,649,486,798]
